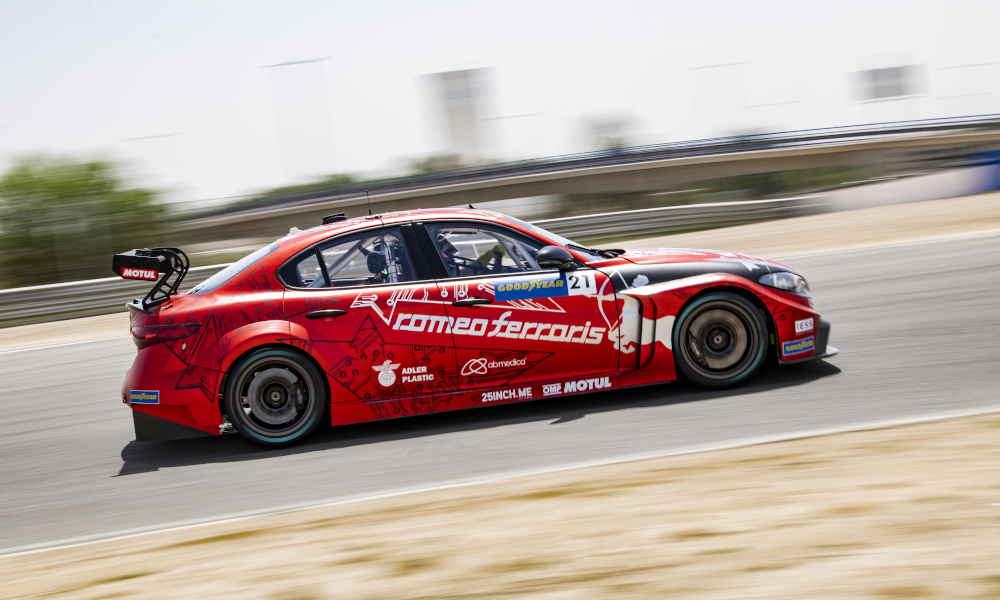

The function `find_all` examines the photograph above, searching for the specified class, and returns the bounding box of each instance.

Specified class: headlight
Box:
[758,272,811,296]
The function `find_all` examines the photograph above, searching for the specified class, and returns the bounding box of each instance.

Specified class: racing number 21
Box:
[566,272,597,296]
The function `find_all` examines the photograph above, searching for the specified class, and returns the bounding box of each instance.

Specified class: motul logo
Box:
[122,268,158,280]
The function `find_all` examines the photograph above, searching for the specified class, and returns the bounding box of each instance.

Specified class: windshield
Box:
[187,243,277,295]
[501,215,605,261]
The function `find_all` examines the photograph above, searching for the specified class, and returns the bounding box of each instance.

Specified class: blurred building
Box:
[852,53,924,123]
[426,68,492,164]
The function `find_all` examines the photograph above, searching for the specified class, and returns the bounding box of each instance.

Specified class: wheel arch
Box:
[217,342,331,420]
[672,284,777,352]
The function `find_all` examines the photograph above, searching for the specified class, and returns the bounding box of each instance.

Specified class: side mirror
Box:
[537,245,576,271]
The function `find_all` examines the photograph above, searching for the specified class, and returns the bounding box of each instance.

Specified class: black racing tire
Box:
[223,348,327,447]
[672,291,768,389]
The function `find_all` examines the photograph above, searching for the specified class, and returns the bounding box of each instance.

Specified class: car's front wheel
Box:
[673,291,768,388]
[223,348,327,447]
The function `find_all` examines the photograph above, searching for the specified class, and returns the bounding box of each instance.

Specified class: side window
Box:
[320,228,415,287]
[281,228,416,288]
[294,252,324,288]
[425,223,545,278]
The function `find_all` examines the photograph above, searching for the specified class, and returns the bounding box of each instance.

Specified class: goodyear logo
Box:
[782,336,815,357]
[129,390,159,404]
[495,274,566,301]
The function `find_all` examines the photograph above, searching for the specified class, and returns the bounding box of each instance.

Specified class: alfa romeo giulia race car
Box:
[115,208,837,447]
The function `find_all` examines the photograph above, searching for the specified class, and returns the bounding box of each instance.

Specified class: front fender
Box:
[618,273,819,385]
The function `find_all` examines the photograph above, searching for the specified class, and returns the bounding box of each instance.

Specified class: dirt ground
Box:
[3,413,998,599]
[3,191,999,352]
[0,312,128,353]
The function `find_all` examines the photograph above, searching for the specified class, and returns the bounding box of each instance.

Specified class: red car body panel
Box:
[120,208,831,438]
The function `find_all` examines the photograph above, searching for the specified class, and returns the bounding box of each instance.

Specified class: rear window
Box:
[187,243,277,295]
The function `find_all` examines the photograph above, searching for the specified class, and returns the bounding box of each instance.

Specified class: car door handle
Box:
[306,309,348,319]
[452,297,493,307]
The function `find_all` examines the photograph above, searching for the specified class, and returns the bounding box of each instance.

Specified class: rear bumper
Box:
[132,409,214,442]
[778,318,839,365]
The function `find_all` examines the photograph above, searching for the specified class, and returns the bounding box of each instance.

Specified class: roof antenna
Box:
[366,190,373,215]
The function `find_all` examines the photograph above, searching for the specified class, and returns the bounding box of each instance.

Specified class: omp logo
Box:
[481,387,532,403]
[121,268,158,280]
[782,336,815,356]
[129,390,159,404]
[794,318,814,334]
[542,383,562,396]
[563,376,611,393]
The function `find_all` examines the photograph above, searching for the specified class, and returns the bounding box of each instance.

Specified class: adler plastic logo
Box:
[121,268,158,281]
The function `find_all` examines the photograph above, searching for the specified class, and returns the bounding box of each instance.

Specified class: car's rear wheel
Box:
[224,348,327,447]
[672,291,768,388]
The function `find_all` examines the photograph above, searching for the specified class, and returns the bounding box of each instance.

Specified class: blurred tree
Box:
[0,157,167,288]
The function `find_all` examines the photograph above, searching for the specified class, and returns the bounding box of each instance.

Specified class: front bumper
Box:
[778,318,839,365]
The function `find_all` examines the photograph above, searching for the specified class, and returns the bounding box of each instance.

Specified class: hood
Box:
[620,247,791,270]
[594,247,801,294]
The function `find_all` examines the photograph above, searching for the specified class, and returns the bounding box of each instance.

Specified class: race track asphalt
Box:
[2,234,998,555]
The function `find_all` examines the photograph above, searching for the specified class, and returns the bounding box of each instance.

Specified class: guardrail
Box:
[0,196,830,328]
[536,195,824,241]
[0,265,228,328]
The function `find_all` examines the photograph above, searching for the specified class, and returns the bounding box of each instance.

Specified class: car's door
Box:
[282,225,458,405]
[417,221,618,396]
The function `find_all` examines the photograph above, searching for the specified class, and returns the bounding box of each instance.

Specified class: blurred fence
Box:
[536,195,822,241]
[0,196,825,328]
[0,265,228,328]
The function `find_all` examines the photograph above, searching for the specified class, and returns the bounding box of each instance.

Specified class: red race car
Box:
[115,208,837,447]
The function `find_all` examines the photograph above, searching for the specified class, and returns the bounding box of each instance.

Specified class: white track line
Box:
[3,404,998,559]
[0,336,130,356]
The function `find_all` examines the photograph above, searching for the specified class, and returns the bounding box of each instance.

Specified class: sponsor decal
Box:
[461,358,488,376]
[539,377,611,396]
[393,310,606,346]
[481,386,532,403]
[461,356,526,376]
[401,365,434,383]
[121,268,158,281]
[494,271,599,302]
[782,336,815,356]
[563,376,612,393]
[795,317,814,334]
[496,274,566,301]
[129,390,159,404]
[371,359,400,386]
[542,383,562,397]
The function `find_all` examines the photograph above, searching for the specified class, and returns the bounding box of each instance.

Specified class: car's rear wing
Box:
[112,247,189,311]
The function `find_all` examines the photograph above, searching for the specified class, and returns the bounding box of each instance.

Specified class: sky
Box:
[1,0,998,203]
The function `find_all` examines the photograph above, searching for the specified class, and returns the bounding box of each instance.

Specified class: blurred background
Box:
[2,0,1000,289]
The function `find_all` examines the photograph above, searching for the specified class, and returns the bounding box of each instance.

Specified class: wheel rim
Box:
[680,301,761,380]
[234,356,316,438]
